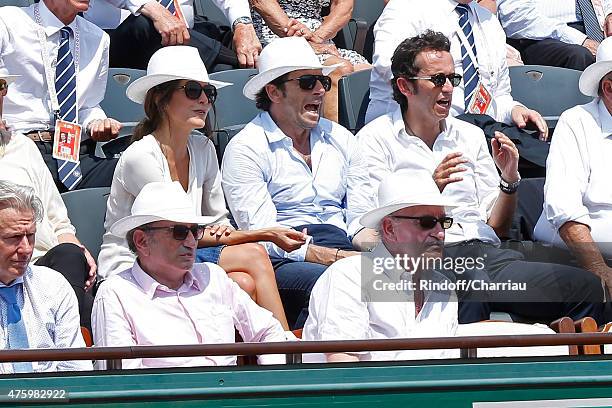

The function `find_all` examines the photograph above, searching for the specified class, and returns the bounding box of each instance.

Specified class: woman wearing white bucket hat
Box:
[98,46,307,330]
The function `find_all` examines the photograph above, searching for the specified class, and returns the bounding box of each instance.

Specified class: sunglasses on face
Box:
[177,81,217,104]
[279,75,332,92]
[140,224,205,241]
[391,215,454,230]
[406,73,462,87]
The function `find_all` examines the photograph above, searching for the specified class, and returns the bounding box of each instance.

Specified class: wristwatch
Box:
[232,16,253,31]
[499,176,521,195]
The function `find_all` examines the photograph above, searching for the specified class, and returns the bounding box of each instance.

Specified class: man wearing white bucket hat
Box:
[222,36,376,329]
[92,181,290,369]
[535,36,612,294]
[303,171,459,362]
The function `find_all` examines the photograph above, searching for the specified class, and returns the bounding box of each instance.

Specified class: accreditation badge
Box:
[52,120,82,163]
[467,82,492,115]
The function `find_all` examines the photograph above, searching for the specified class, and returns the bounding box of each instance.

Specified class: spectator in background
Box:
[0,0,122,192]
[0,73,95,330]
[99,46,306,330]
[498,0,612,71]
[476,0,524,66]
[0,181,91,373]
[222,37,376,329]
[85,0,262,70]
[93,182,289,369]
[249,0,371,122]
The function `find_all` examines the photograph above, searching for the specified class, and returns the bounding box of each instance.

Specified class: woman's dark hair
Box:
[255,73,290,111]
[131,80,181,143]
[390,30,451,112]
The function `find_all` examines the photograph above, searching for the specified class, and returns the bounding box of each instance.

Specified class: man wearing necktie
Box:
[498,0,612,70]
[0,181,90,373]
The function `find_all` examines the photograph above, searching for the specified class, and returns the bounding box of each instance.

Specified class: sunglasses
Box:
[177,81,217,104]
[391,215,454,230]
[140,224,205,241]
[406,73,462,87]
[278,75,332,92]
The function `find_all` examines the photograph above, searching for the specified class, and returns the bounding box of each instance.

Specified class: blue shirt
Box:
[221,112,375,261]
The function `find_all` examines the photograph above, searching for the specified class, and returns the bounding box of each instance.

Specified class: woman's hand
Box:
[266,227,308,252]
[285,18,313,39]
[205,224,234,239]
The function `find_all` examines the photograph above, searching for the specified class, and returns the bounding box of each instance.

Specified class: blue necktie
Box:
[159,0,177,16]
[55,27,82,191]
[0,284,33,373]
[576,0,604,42]
[456,4,480,111]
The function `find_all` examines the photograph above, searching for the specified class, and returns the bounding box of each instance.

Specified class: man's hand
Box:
[491,131,520,183]
[511,105,549,141]
[141,1,189,46]
[583,38,599,56]
[605,14,612,38]
[266,227,308,252]
[81,246,97,291]
[88,118,121,142]
[433,152,468,192]
[233,23,262,68]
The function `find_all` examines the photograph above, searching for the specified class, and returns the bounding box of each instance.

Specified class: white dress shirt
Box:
[0,134,76,262]
[302,244,459,362]
[367,0,520,125]
[498,0,612,45]
[357,108,501,245]
[0,266,91,373]
[535,99,612,252]
[0,2,109,137]
[98,132,230,279]
[92,261,288,369]
[221,112,375,261]
[84,0,250,30]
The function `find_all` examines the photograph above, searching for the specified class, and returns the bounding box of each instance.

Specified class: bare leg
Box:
[219,243,290,330]
[323,56,354,123]
[227,271,256,300]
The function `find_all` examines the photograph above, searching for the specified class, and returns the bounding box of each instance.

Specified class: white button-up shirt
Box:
[498,0,612,45]
[367,0,520,125]
[535,99,612,250]
[302,244,459,361]
[92,261,288,369]
[357,108,500,244]
[84,0,250,30]
[221,112,375,261]
[0,266,91,373]
[0,2,109,137]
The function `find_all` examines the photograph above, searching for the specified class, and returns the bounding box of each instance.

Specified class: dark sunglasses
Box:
[279,75,332,92]
[391,215,453,230]
[406,73,462,87]
[140,224,205,241]
[178,81,217,103]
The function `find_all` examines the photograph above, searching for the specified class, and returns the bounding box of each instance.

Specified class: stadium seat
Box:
[0,0,33,6]
[338,0,384,60]
[207,69,258,161]
[61,187,110,260]
[100,68,146,125]
[81,326,93,347]
[338,68,372,134]
[509,65,593,129]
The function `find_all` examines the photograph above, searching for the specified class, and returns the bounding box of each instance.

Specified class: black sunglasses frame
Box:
[140,224,206,241]
[390,215,454,230]
[278,75,332,92]
[178,80,218,104]
[406,73,462,87]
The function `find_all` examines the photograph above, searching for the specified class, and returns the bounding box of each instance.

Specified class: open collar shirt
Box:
[0,2,109,137]
[221,112,375,261]
[92,261,288,369]
[535,98,612,247]
[0,266,91,373]
[357,107,500,245]
[367,0,520,125]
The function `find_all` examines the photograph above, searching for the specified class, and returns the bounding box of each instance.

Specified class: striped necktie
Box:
[55,26,82,191]
[159,0,178,16]
[456,4,479,111]
[0,284,33,373]
[576,0,604,42]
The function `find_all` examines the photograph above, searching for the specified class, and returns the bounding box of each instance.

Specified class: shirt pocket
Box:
[197,305,236,344]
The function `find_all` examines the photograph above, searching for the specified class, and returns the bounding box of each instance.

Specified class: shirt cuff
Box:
[552,211,592,231]
[226,6,251,28]
[561,27,588,46]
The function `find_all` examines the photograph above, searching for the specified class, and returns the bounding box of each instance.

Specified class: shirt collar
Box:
[0,273,25,288]
[259,111,327,144]
[37,1,78,38]
[393,106,450,142]
[597,98,612,137]
[130,260,201,299]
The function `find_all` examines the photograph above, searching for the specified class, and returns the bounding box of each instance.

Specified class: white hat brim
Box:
[110,212,216,237]
[126,74,232,104]
[579,61,612,97]
[360,199,458,229]
[1,75,19,85]
[243,63,343,100]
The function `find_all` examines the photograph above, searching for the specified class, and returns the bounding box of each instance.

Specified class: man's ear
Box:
[380,217,394,237]
[397,77,415,97]
[133,230,150,257]
[265,83,284,104]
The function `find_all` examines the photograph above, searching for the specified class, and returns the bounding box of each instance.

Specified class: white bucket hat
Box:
[360,171,458,229]
[126,46,232,104]
[110,181,216,237]
[243,36,342,100]
[580,37,612,97]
